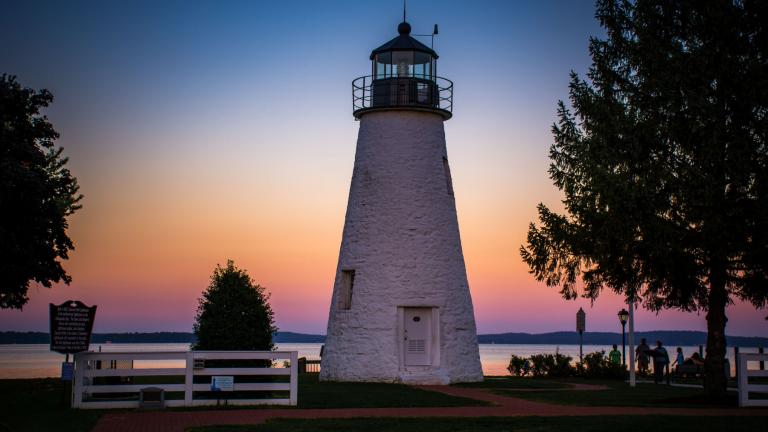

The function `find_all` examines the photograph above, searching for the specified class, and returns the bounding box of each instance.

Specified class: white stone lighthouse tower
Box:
[320,20,483,384]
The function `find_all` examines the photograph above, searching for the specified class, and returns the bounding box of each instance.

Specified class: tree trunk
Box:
[704,273,728,396]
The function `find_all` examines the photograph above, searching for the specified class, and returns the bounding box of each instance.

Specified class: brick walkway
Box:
[93,385,768,432]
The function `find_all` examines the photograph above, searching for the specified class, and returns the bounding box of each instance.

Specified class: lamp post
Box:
[576,308,586,363]
[628,301,636,387]
[618,308,629,366]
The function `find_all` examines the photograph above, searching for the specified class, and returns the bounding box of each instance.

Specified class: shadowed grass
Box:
[187,415,768,432]
[174,373,490,410]
[0,372,487,431]
[494,380,739,408]
[453,376,568,389]
[296,373,489,408]
[0,378,103,432]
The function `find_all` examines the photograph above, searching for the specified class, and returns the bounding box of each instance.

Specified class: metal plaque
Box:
[49,300,97,354]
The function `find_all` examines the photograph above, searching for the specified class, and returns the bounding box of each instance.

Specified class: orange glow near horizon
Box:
[4,144,762,336]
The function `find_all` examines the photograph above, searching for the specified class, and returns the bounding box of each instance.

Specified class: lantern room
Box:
[371,22,437,80]
[352,21,453,120]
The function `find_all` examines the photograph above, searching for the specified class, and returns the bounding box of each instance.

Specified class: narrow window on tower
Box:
[339,270,355,310]
[443,157,454,195]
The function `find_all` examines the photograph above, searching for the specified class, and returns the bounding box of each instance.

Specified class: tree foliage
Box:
[520,0,767,395]
[578,351,627,380]
[193,260,277,351]
[0,75,83,309]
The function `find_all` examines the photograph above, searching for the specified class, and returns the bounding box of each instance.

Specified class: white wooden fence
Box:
[72,350,298,409]
[737,352,768,407]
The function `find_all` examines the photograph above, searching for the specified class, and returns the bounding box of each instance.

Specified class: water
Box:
[0,343,755,379]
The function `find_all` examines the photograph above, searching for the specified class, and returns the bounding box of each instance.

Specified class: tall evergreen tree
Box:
[520,0,767,395]
[0,75,83,309]
[193,260,277,351]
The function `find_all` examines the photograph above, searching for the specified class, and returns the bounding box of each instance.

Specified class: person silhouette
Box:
[652,340,670,384]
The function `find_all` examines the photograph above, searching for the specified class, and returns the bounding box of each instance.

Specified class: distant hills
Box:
[477,331,768,347]
[0,331,322,345]
[1,330,766,347]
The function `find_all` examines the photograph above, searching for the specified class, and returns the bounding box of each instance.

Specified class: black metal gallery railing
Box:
[352,75,453,119]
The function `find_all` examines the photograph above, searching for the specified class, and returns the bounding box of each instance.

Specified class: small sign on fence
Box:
[49,300,97,354]
[61,362,74,381]
[211,376,234,392]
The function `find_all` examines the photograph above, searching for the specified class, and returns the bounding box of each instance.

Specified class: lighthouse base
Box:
[398,367,451,385]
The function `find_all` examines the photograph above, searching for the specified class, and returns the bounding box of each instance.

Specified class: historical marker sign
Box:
[49,300,97,354]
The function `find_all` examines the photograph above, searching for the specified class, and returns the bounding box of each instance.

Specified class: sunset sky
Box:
[1,0,765,336]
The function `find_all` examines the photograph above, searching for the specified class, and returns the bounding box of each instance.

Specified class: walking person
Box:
[636,338,650,375]
[672,347,684,373]
[652,340,670,384]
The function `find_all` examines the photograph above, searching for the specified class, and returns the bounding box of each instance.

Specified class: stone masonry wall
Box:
[320,110,483,383]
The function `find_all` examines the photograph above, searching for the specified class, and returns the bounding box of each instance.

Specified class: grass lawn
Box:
[3,375,751,431]
[0,374,486,431]
[453,376,568,389]
[169,374,488,410]
[187,415,768,432]
[296,373,488,408]
[0,378,103,432]
[494,378,739,408]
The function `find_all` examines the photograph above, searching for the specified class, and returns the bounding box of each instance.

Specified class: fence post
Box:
[699,345,703,357]
[72,353,84,409]
[184,351,194,407]
[734,346,739,381]
[737,352,748,407]
[760,347,765,371]
[289,351,298,406]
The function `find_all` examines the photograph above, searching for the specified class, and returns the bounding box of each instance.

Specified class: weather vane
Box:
[404,0,439,49]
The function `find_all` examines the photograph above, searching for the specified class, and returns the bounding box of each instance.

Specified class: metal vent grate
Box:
[407,339,426,353]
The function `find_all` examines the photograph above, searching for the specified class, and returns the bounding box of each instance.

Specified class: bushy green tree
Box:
[507,354,529,377]
[528,353,576,378]
[193,260,277,351]
[0,75,83,309]
[579,351,627,380]
[520,0,767,395]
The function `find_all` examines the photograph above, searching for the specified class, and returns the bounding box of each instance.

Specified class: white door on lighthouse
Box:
[404,307,432,366]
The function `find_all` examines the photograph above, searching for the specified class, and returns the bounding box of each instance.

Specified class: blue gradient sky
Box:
[1,0,765,336]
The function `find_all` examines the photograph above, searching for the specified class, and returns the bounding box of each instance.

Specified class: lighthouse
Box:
[319,19,483,384]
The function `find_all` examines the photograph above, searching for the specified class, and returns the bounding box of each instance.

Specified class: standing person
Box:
[636,338,650,375]
[652,340,669,384]
[672,347,684,373]
[609,344,622,365]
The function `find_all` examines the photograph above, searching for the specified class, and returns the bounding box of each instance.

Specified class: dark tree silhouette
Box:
[0,75,83,309]
[193,260,277,351]
[520,0,767,395]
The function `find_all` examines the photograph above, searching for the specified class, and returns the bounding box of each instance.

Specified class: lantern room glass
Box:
[373,51,435,80]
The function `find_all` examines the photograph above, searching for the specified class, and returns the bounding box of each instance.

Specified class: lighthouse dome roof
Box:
[370,21,438,60]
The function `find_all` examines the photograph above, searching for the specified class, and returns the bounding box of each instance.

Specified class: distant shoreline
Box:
[2,330,766,347]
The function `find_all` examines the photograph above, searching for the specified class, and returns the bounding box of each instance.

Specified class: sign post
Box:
[50,300,97,407]
[576,308,586,363]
